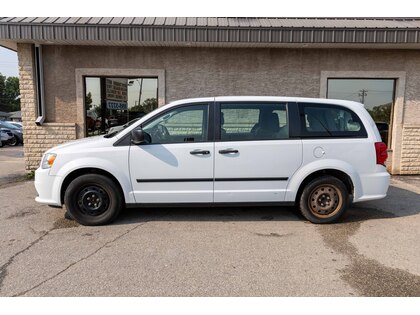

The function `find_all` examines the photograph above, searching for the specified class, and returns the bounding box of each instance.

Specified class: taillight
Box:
[375,142,388,165]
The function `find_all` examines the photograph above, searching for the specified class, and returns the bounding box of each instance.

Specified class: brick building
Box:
[0,17,419,174]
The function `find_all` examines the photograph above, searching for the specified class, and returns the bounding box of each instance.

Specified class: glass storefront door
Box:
[85,77,158,137]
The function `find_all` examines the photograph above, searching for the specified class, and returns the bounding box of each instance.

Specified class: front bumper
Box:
[34,167,62,206]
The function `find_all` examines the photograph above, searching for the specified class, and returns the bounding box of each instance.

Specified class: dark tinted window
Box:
[299,103,367,138]
[220,103,288,141]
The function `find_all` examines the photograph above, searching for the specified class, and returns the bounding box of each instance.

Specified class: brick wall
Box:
[17,44,77,172]
[401,126,420,174]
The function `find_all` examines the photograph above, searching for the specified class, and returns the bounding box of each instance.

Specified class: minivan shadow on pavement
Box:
[111,184,419,226]
[115,205,301,226]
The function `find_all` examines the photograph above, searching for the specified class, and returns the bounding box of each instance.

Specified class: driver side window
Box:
[143,104,208,144]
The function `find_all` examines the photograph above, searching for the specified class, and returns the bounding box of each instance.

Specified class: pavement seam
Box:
[12,221,149,297]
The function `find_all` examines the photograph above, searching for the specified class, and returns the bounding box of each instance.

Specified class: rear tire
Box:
[299,176,349,224]
[64,174,123,226]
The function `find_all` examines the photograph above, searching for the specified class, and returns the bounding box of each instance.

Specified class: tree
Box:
[367,103,392,124]
[141,98,158,113]
[85,92,93,110]
[0,73,20,112]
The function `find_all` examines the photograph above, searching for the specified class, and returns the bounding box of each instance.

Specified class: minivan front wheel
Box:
[64,174,123,226]
[299,176,349,224]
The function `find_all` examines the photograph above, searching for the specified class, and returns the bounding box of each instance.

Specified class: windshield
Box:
[0,121,19,130]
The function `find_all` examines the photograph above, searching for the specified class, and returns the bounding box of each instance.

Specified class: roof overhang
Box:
[1,17,420,49]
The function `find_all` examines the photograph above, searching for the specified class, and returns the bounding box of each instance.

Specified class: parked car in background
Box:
[35,96,390,226]
[6,121,23,129]
[0,121,23,146]
[0,128,14,147]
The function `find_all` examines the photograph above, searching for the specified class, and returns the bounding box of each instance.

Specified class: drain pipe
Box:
[34,44,46,125]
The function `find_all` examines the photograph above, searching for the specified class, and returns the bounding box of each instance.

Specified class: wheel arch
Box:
[294,169,354,205]
[60,168,125,205]
[285,159,362,203]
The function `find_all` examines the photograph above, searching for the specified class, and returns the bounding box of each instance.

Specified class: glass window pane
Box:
[221,103,288,141]
[143,104,208,144]
[300,103,367,138]
[85,77,158,137]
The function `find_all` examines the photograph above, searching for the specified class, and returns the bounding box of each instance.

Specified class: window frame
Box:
[297,102,368,139]
[214,102,298,142]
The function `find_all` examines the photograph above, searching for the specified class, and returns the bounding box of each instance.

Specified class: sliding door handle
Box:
[218,149,239,154]
[190,150,210,155]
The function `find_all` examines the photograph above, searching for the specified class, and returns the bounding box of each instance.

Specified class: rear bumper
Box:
[354,169,390,202]
[34,167,62,206]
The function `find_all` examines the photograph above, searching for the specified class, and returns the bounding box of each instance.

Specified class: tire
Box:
[299,176,349,224]
[64,174,123,226]
[8,135,18,146]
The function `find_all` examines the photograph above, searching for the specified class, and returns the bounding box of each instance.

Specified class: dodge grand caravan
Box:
[35,97,390,225]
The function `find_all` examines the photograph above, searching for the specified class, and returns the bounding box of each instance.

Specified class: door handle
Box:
[190,150,210,155]
[218,148,239,154]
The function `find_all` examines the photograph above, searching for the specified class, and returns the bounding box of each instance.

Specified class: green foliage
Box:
[25,171,35,180]
[85,92,93,110]
[367,103,392,124]
[0,73,20,112]
[129,98,157,115]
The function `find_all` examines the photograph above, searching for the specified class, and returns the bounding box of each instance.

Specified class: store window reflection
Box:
[327,79,395,145]
[85,77,158,137]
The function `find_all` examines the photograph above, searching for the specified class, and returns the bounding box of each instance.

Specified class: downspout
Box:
[34,44,46,125]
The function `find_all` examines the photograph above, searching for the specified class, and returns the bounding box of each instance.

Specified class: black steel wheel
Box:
[64,174,123,226]
[299,175,349,224]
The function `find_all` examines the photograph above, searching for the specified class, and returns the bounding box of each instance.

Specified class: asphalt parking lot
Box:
[0,146,419,296]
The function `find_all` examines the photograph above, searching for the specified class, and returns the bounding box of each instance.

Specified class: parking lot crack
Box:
[0,230,50,293]
[13,221,148,297]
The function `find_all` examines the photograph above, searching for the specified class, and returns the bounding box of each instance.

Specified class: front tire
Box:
[299,176,349,224]
[8,135,18,146]
[64,174,123,226]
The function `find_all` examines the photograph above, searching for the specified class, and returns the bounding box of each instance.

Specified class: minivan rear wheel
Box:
[64,174,123,226]
[299,176,349,224]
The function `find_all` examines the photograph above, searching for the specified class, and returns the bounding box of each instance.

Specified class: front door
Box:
[214,102,302,203]
[129,103,214,203]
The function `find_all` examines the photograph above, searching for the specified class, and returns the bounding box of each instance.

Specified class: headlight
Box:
[41,153,57,169]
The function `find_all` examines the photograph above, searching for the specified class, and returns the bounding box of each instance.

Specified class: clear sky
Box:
[0,47,19,77]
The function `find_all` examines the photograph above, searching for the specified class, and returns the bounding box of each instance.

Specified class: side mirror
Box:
[131,128,151,145]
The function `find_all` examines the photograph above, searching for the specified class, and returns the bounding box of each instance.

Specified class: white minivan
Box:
[35,97,390,225]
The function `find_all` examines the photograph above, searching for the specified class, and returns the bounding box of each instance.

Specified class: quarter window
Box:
[220,103,288,141]
[143,104,208,144]
[300,103,367,138]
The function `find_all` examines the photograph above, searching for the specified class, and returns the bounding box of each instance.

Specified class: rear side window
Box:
[220,103,289,141]
[299,103,367,138]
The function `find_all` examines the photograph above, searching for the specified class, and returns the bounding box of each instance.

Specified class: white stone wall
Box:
[401,126,420,174]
